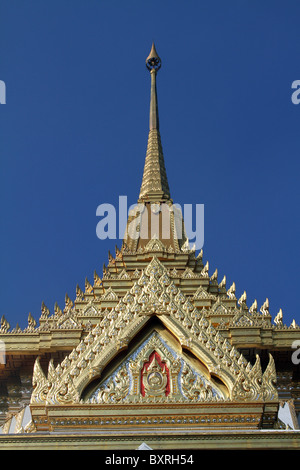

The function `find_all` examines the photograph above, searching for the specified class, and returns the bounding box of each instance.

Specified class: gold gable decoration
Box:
[28,257,279,433]
[86,330,224,404]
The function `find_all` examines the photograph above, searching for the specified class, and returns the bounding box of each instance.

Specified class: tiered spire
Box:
[123,43,186,252]
[139,43,170,202]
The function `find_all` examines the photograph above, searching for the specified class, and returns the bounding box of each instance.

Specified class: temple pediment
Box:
[86,330,225,404]
[28,256,279,433]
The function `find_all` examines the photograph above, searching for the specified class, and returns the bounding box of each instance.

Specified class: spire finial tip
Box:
[146,42,161,71]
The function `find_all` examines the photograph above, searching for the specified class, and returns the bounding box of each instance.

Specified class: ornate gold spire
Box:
[123,44,187,253]
[139,43,171,202]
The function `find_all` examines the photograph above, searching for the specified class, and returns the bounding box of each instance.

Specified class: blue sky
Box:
[0,0,299,328]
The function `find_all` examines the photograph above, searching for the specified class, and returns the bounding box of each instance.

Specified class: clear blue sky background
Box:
[0,0,299,329]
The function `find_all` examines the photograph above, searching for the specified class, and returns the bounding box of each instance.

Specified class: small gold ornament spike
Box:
[146,42,161,71]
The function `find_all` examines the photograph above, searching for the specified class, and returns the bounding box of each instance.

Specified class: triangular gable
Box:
[30,257,278,407]
[86,330,224,404]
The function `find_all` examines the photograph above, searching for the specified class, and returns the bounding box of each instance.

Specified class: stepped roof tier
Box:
[0,44,299,449]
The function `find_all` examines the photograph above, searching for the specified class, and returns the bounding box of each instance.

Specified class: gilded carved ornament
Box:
[87,332,221,404]
[30,257,278,408]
